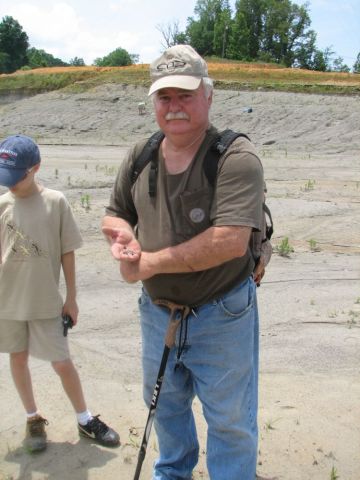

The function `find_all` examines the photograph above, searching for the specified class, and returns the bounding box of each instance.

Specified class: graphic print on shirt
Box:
[5,220,47,261]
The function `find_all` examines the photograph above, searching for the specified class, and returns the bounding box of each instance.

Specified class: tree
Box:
[235,0,264,59]
[156,20,188,49]
[26,47,68,68]
[353,52,360,73]
[0,16,29,73]
[93,47,135,67]
[69,56,86,66]
[332,56,350,73]
[186,0,229,56]
[213,0,232,57]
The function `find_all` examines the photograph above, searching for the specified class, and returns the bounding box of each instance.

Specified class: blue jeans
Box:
[139,276,259,480]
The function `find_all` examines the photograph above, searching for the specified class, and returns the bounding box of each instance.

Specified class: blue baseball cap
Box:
[0,134,41,187]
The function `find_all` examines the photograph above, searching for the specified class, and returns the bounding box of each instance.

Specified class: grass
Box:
[330,466,339,480]
[1,61,360,96]
[275,237,294,257]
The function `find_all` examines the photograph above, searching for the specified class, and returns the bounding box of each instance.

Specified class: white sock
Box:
[26,411,39,419]
[77,410,92,426]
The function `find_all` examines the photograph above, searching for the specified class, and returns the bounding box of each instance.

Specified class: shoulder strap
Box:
[263,203,274,240]
[130,129,250,197]
[203,129,250,187]
[131,130,164,197]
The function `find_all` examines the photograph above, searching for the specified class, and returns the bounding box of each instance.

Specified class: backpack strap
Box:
[263,203,274,240]
[203,129,250,187]
[130,129,250,196]
[131,130,164,197]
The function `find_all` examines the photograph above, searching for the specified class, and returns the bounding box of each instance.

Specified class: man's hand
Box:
[102,226,141,262]
[120,252,155,283]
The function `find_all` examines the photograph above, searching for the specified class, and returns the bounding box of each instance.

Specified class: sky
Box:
[1,0,359,67]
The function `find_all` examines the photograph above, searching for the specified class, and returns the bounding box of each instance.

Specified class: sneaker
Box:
[24,415,48,453]
[78,415,120,447]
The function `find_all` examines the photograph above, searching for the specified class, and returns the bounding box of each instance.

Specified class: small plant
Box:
[80,193,91,211]
[330,466,339,480]
[348,309,359,328]
[67,175,71,186]
[303,179,315,191]
[54,168,58,179]
[310,299,315,305]
[275,237,294,257]
[355,297,360,304]
[264,418,281,432]
[84,163,88,170]
[308,238,320,252]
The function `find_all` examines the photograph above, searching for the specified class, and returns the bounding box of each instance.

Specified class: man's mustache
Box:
[165,112,190,120]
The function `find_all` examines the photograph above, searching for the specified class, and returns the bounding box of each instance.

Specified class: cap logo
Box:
[157,60,186,72]
[0,151,16,166]
[0,149,17,157]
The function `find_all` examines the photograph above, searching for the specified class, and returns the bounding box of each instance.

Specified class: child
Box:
[0,134,120,453]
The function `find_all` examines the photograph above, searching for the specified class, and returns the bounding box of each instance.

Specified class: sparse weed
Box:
[67,175,71,186]
[355,297,360,304]
[308,238,320,252]
[348,310,359,328]
[330,466,339,480]
[80,193,91,211]
[275,237,294,257]
[264,418,281,432]
[54,168,58,179]
[328,309,338,319]
[303,179,315,191]
[310,299,316,305]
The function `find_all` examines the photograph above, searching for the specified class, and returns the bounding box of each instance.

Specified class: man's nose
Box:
[168,97,182,111]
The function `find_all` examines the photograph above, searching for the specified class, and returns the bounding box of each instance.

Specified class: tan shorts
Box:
[0,317,70,361]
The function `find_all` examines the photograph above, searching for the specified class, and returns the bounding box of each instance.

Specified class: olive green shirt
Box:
[106,126,264,306]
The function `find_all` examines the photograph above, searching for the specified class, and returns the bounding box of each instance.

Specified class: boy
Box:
[0,134,120,453]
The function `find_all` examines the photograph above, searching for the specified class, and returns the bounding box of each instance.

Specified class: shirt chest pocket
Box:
[174,187,213,239]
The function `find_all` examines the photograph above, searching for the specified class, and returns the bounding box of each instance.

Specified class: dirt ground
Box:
[0,85,359,480]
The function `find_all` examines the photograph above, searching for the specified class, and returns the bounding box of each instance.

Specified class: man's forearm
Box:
[153,225,251,273]
[121,225,252,282]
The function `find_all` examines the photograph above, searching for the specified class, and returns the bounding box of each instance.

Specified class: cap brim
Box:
[0,167,26,187]
[148,75,202,96]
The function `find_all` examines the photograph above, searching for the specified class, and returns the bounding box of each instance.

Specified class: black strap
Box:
[203,129,250,187]
[131,129,250,195]
[131,131,165,195]
[263,203,274,239]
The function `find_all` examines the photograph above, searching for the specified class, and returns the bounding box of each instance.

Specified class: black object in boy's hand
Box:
[62,314,74,337]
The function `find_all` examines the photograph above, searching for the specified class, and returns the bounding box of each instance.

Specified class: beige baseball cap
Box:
[148,44,209,96]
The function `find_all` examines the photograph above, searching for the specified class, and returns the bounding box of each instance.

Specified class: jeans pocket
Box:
[138,288,151,308]
[218,278,254,318]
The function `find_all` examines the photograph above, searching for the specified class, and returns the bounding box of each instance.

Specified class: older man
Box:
[102,45,264,480]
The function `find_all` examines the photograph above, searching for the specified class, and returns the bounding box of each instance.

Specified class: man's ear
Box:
[34,162,41,172]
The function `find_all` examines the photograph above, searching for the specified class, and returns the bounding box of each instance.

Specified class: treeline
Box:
[0,16,138,74]
[160,0,360,73]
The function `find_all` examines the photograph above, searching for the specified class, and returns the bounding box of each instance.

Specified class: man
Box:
[102,45,264,480]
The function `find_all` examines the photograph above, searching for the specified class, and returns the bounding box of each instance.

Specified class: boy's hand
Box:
[62,298,79,325]
[102,226,141,262]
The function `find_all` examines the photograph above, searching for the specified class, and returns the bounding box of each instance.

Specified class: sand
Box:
[0,85,359,480]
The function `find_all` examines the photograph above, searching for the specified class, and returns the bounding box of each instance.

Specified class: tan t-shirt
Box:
[107,126,264,306]
[0,188,83,320]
